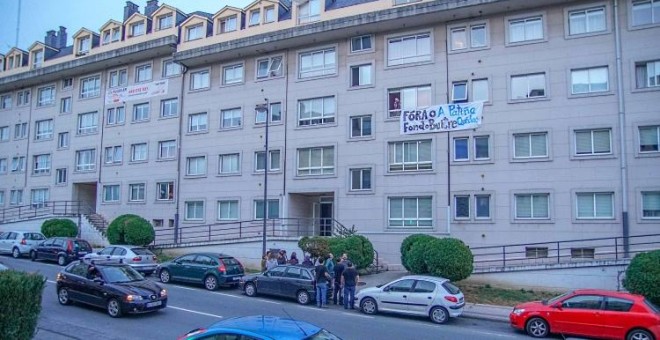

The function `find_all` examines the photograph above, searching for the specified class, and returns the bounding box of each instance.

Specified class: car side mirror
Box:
[383,286,390,292]
[551,302,563,309]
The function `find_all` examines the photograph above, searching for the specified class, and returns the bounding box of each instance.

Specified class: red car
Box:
[510,289,660,340]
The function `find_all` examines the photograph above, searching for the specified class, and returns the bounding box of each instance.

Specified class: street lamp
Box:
[255,99,269,257]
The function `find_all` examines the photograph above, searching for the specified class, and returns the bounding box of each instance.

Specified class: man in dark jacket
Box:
[341,261,359,310]
[314,256,331,308]
[332,257,346,305]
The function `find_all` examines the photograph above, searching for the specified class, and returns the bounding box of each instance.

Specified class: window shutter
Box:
[594,193,613,217]
[575,131,592,154]
[577,193,594,218]
[516,195,532,218]
[593,130,611,153]
[532,194,549,218]
[531,133,547,156]
[514,135,529,157]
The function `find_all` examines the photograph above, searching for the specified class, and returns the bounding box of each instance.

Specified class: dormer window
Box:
[187,24,204,41]
[7,56,15,70]
[219,15,237,33]
[102,30,111,44]
[111,27,120,41]
[298,0,320,24]
[102,27,120,44]
[32,50,44,69]
[130,21,145,37]
[158,13,173,30]
[264,6,275,24]
[78,36,91,54]
[249,9,261,26]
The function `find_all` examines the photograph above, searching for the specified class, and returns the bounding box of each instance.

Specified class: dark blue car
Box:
[178,315,342,340]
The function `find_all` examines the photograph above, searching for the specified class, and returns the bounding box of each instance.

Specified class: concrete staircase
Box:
[85,213,109,237]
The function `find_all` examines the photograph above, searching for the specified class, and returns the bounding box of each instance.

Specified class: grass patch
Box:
[457,283,558,307]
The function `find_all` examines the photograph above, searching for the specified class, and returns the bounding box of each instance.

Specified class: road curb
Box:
[461,312,509,323]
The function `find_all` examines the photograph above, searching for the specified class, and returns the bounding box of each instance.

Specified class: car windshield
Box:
[131,248,153,255]
[645,299,660,314]
[545,291,573,305]
[99,266,144,283]
[220,257,240,266]
[27,233,45,240]
[304,328,342,340]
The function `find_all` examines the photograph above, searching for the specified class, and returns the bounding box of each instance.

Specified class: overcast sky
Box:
[0,0,253,54]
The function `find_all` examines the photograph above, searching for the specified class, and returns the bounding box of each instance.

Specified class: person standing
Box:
[314,256,331,308]
[341,261,359,310]
[325,253,335,275]
[332,256,346,305]
[289,251,299,265]
[266,254,278,270]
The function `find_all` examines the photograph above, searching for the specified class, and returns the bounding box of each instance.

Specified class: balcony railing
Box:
[0,200,91,224]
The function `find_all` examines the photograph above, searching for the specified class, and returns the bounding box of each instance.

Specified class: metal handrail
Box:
[0,200,89,224]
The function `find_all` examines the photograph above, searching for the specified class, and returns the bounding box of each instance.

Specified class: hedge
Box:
[0,270,45,340]
[107,214,155,246]
[624,250,660,305]
[404,236,474,282]
[41,219,77,238]
[400,234,437,271]
[298,235,375,270]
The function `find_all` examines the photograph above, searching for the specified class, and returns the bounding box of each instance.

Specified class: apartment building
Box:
[0,0,658,266]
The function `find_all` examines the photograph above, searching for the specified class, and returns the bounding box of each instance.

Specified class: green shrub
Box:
[406,238,435,274]
[400,234,437,271]
[41,218,77,238]
[329,235,375,270]
[107,214,155,246]
[425,238,474,282]
[624,250,660,305]
[298,236,330,259]
[0,270,45,340]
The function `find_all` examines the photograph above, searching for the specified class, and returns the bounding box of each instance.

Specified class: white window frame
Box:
[513,132,548,159]
[388,139,433,172]
[217,200,239,220]
[185,201,205,221]
[160,98,178,118]
[57,132,69,149]
[135,64,152,83]
[571,66,609,94]
[256,56,283,79]
[104,145,123,164]
[188,112,208,133]
[75,149,96,172]
[567,6,607,36]
[256,102,283,124]
[186,24,204,41]
[11,156,25,172]
[219,15,238,33]
[14,123,28,139]
[109,69,128,88]
[515,193,550,220]
[10,190,23,205]
[31,188,49,208]
[387,85,432,118]
[219,153,240,174]
[37,86,55,107]
[162,59,181,78]
[388,196,433,228]
[77,112,98,135]
[264,6,275,24]
[297,146,334,176]
[507,15,545,44]
[255,150,281,172]
[349,63,373,88]
[1,94,11,109]
[641,191,660,219]
[349,168,372,191]
[132,103,150,122]
[190,70,210,90]
[130,21,145,37]
[297,96,335,126]
[249,9,261,26]
[574,128,612,156]
[631,0,660,27]
[158,140,176,160]
[80,75,100,99]
[386,32,432,67]
[576,192,614,219]
[60,97,72,114]
[186,156,207,176]
[223,64,244,85]
[17,90,30,106]
[350,115,372,139]
[32,154,51,175]
[35,119,53,140]
[106,107,125,126]
[55,168,67,185]
[298,47,336,79]
[221,108,242,129]
[158,13,174,30]
[130,143,148,162]
[128,183,146,202]
[639,125,660,153]
[350,35,373,54]
[298,0,321,24]
[448,22,489,52]
[254,199,280,219]
[157,182,174,201]
[635,60,660,89]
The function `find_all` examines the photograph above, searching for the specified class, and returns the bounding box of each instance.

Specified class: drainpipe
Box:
[613,0,629,257]
[444,37,451,235]
[174,60,189,244]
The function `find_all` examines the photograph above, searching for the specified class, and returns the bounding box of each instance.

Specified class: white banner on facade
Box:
[104,79,169,105]
[400,101,484,135]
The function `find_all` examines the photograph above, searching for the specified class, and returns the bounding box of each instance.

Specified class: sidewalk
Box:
[359,270,511,323]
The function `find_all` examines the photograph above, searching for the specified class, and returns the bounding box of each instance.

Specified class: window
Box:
[109,69,127,88]
[455,195,470,219]
[57,132,69,148]
[249,9,261,26]
[77,36,91,53]
[32,154,51,174]
[264,6,275,23]
[80,75,100,98]
[569,7,606,35]
[632,0,660,26]
[75,149,96,171]
[185,201,205,220]
[452,82,468,102]
[130,21,145,36]
[0,158,6,173]
[162,59,181,77]
[571,247,596,259]
[475,136,490,160]
[350,64,373,87]
[476,195,491,219]
[219,15,237,33]
[186,24,204,41]
[104,145,122,164]
[450,23,487,51]
[190,70,210,90]
[106,107,125,126]
[14,123,28,139]
[133,103,149,122]
[455,136,490,161]
[37,86,55,107]
[129,183,146,202]
[219,153,240,174]
[571,67,609,94]
[509,16,544,43]
[157,182,174,201]
[135,64,152,83]
[160,98,178,118]
[35,119,53,140]
[515,193,550,219]
[218,200,239,220]
[388,140,432,171]
[350,115,372,138]
[158,140,176,159]
[32,50,44,68]
[62,78,73,90]
[60,97,72,113]
[388,85,431,118]
[642,191,660,218]
[0,126,8,141]
[639,125,660,152]
[1,94,11,109]
[577,192,614,219]
[473,79,489,102]
[514,132,548,159]
[350,168,372,191]
[575,129,611,155]
[256,102,282,124]
[635,60,660,89]
[454,137,469,161]
[10,190,23,205]
[158,13,173,30]
[255,150,281,172]
[223,64,244,85]
[350,35,372,53]
[297,146,334,176]
[387,33,431,66]
[388,196,433,227]
[298,96,335,126]
[254,199,279,219]
[17,90,30,106]
[77,112,98,134]
[130,143,148,162]
[186,156,206,176]
[299,48,336,78]
[298,0,320,24]
[55,168,67,185]
[188,113,208,132]
[526,247,549,258]
[103,185,120,202]
[221,108,242,129]
[511,73,546,99]
[31,189,49,208]
[11,156,25,172]
[256,56,283,79]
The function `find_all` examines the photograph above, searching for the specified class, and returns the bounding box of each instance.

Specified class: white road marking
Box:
[169,306,223,319]
[256,299,281,304]
[213,292,241,298]
[341,312,373,319]
[165,285,197,291]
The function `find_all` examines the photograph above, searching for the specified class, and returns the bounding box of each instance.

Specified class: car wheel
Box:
[244,283,257,297]
[627,329,654,340]
[204,275,218,291]
[525,317,549,338]
[58,287,72,305]
[360,297,378,315]
[12,247,21,259]
[57,255,67,266]
[296,290,311,305]
[107,298,123,318]
[30,251,37,261]
[159,269,171,283]
[430,306,449,324]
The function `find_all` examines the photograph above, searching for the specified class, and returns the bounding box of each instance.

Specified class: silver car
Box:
[83,245,158,275]
[0,231,47,258]
[355,275,465,324]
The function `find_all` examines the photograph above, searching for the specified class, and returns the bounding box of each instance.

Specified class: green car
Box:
[157,252,245,290]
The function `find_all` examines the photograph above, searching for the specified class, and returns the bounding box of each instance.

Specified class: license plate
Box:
[146,301,162,308]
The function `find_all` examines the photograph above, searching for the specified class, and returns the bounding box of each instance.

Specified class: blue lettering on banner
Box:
[400,101,483,135]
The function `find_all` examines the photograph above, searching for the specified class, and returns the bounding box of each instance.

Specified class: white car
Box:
[355,275,465,324]
[0,231,47,258]
[83,245,158,275]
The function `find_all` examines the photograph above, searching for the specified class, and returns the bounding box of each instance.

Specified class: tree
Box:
[405,237,474,282]
[400,234,437,271]
[41,219,77,238]
[107,214,155,246]
[624,250,660,305]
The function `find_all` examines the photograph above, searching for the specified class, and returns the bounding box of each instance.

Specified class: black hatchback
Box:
[239,265,332,305]
[30,237,93,266]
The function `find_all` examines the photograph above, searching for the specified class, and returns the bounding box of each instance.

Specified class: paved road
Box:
[2,256,537,340]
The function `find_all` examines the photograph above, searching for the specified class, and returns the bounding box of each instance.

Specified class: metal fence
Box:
[0,201,90,224]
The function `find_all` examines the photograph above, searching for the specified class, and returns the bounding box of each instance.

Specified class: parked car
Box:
[83,245,158,275]
[56,260,167,317]
[157,252,244,291]
[0,231,46,258]
[239,264,333,305]
[510,289,660,340]
[178,315,342,340]
[30,237,93,266]
[354,275,465,324]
